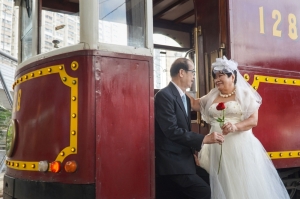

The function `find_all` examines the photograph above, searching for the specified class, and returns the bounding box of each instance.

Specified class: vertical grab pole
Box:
[194,26,201,125]
[80,0,99,49]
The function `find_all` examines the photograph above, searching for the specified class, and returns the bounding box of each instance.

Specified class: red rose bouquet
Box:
[216,102,225,174]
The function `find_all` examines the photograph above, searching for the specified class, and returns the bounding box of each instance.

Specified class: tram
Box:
[3,0,300,198]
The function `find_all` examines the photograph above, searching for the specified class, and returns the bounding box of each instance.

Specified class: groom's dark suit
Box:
[155,82,210,199]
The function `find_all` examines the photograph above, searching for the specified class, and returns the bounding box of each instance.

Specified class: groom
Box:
[155,58,224,199]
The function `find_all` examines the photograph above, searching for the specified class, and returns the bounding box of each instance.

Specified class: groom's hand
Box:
[203,132,224,144]
[193,154,200,166]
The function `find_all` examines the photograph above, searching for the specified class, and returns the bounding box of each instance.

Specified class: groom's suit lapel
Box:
[169,83,189,124]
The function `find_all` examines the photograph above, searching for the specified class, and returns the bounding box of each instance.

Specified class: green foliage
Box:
[0,105,12,140]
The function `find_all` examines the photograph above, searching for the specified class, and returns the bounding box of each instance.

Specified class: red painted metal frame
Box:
[8,51,96,183]
[7,50,154,198]
[95,52,154,199]
[229,0,300,168]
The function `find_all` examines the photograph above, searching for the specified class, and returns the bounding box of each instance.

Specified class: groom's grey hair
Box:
[170,58,193,77]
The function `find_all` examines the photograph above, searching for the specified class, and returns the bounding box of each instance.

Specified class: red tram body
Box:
[3,0,300,198]
[231,0,300,169]
[5,50,154,198]
[194,0,300,169]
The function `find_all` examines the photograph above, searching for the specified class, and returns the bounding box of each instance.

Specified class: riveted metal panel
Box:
[95,52,154,199]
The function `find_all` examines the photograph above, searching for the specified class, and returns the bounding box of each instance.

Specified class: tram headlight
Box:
[6,119,17,157]
[38,161,49,172]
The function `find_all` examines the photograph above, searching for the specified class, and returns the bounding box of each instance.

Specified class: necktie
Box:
[181,95,187,115]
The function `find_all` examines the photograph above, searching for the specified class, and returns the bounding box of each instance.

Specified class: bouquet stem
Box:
[216,106,225,175]
[218,144,222,174]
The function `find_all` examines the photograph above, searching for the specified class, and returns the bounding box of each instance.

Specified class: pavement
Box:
[0,171,3,199]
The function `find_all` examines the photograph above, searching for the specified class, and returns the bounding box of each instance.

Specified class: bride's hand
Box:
[222,122,237,135]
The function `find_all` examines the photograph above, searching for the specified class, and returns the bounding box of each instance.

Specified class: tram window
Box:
[20,0,33,61]
[98,0,145,48]
[40,10,80,54]
[153,34,186,89]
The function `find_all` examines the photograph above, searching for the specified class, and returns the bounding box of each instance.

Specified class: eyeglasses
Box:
[185,69,196,74]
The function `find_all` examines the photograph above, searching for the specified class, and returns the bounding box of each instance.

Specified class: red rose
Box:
[216,102,225,110]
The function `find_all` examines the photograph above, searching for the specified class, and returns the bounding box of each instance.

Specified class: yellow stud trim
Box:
[244,74,250,81]
[268,150,300,159]
[71,61,79,71]
[251,75,300,90]
[8,63,79,171]
[248,75,300,160]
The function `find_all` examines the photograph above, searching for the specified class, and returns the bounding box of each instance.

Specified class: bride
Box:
[189,56,289,199]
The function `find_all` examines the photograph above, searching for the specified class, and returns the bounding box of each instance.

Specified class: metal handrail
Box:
[0,50,17,63]
[0,69,13,108]
[184,49,195,58]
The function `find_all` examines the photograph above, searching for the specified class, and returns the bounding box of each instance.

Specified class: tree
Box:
[0,105,11,141]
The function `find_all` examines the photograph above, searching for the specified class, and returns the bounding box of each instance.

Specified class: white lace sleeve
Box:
[235,86,261,120]
[200,88,219,124]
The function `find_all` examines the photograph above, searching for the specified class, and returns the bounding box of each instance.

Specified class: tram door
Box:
[193,0,228,135]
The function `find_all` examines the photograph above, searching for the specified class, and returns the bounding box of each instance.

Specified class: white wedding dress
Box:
[199,101,289,199]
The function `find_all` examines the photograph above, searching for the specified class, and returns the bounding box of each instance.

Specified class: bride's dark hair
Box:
[212,70,237,84]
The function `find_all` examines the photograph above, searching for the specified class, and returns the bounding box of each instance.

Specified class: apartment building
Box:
[0,1,81,108]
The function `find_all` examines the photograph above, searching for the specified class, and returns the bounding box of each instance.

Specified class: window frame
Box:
[17,0,153,69]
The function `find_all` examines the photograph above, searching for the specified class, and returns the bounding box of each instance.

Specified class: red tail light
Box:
[50,161,61,173]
